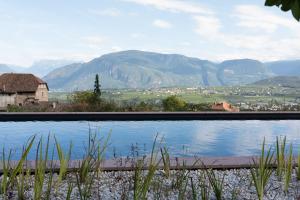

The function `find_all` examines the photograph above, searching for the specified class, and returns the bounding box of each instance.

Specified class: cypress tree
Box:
[94,74,101,97]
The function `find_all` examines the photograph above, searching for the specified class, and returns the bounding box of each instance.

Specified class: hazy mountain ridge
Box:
[43,50,300,91]
[1,51,300,91]
[252,76,300,88]
[0,60,76,77]
[23,60,76,77]
[0,64,15,73]
[265,60,300,76]
[44,50,223,91]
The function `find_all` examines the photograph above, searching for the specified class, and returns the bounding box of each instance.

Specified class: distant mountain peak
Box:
[43,50,274,91]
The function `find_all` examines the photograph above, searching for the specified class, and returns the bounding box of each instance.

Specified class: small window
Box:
[42,92,44,97]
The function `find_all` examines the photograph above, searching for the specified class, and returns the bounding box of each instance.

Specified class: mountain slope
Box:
[217,59,272,86]
[43,50,276,91]
[44,50,222,90]
[252,76,300,88]
[12,60,76,77]
[0,64,15,74]
[266,60,300,76]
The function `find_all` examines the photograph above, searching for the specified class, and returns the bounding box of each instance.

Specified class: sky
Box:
[0,0,300,66]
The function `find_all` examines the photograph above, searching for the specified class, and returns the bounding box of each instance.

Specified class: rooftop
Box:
[0,73,48,93]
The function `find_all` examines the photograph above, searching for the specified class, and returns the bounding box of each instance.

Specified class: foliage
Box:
[297,150,300,180]
[55,136,72,182]
[0,136,35,196]
[206,169,225,200]
[133,134,160,200]
[162,96,187,111]
[283,144,293,193]
[93,74,101,98]
[160,146,170,178]
[0,135,300,199]
[34,135,51,200]
[186,103,212,111]
[275,136,286,179]
[265,0,300,21]
[69,91,100,105]
[250,138,274,200]
[7,105,24,112]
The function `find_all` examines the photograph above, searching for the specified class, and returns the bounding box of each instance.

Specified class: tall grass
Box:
[33,135,51,200]
[133,134,160,200]
[283,144,293,194]
[198,171,210,200]
[175,164,189,200]
[190,177,197,200]
[45,147,55,200]
[206,169,225,200]
[160,146,170,178]
[250,138,274,200]
[297,149,300,180]
[55,136,72,182]
[0,133,299,199]
[0,136,35,196]
[275,136,286,179]
[75,132,110,200]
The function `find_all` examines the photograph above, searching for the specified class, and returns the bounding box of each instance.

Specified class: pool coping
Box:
[0,156,298,174]
[2,111,300,121]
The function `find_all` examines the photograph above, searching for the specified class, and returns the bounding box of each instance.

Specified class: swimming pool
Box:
[0,120,299,159]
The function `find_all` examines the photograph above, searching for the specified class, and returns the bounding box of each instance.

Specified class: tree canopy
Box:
[265,0,300,21]
[94,74,101,97]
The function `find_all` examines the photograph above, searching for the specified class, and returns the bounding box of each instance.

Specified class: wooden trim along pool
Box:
[1,112,300,121]
[0,156,299,174]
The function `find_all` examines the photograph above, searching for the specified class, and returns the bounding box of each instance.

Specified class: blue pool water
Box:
[0,120,299,160]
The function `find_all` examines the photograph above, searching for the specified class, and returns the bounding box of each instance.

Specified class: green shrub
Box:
[7,105,24,112]
[69,91,100,105]
[162,96,187,111]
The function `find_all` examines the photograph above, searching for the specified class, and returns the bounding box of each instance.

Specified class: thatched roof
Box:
[0,73,48,93]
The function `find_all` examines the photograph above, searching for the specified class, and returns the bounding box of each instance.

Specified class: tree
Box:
[265,0,300,21]
[162,96,187,111]
[94,74,101,97]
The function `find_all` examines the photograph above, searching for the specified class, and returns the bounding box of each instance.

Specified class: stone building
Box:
[211,101,240,112]
[0,73,48,108]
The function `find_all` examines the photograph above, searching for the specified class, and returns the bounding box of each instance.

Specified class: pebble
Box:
[0,169,299,199]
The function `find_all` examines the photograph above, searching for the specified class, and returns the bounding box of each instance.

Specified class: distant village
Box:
[0,73,299,112]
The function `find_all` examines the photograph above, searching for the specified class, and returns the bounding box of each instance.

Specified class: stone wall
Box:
[35,84,48,102]
[15,92,36,105]
[0,94,15,108]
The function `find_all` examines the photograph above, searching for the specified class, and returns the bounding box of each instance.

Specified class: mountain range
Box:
[252,76,300,88]
[0,60,75,77]
[43,50,297,91]
[1,50,300,91]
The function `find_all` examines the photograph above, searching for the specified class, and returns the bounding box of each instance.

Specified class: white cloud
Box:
[179,42,191,46]
[123,0,213,15]
[81,36,107,48]
[88,8,121,17]
[153,19,172,29]
[111,46,122,52]
[193,15,221,39]
[192,7,300,61]
[130,33,146,39]
[234,5,298,33]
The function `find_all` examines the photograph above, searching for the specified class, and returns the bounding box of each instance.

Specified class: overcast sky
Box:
[1,0,300,66]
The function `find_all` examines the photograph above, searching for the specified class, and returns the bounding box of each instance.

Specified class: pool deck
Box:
[0,156,298,174]
[1,111,300,121]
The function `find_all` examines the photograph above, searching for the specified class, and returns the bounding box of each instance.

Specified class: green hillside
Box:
[44,50,274,91]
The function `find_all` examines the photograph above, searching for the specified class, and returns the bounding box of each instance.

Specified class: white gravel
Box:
[0,169,300,199]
